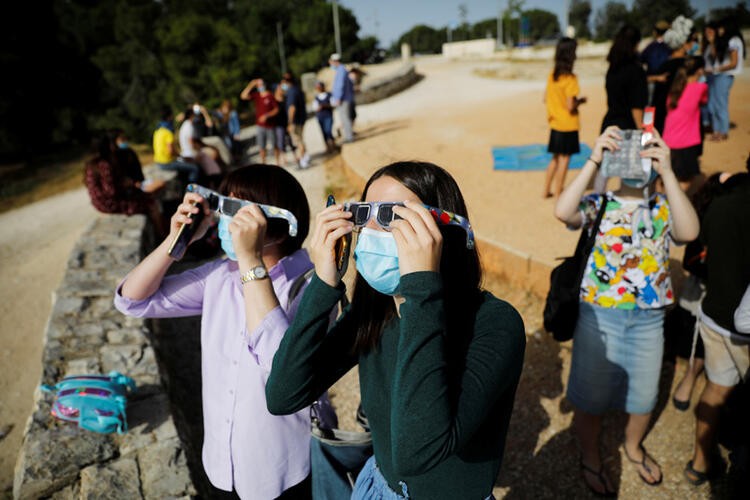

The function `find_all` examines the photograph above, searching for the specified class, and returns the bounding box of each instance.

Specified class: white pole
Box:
[497,1,503,49]
[332,0,342,56]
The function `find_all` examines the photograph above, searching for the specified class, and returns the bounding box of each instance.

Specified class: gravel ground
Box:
[318,155,747,499]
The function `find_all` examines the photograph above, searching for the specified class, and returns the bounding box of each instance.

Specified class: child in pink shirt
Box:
[663,56,709,191]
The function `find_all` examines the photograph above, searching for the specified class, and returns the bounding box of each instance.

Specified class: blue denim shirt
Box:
[332,64,354,104]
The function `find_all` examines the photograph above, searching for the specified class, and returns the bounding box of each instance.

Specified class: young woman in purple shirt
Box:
[114,165,314,499]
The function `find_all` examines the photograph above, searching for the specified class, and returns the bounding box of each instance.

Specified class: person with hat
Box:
[328,53,355,143]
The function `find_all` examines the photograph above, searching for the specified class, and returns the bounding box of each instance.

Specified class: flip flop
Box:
[624,446,662,486]
[684,459,712,486]
[580,458,617,498]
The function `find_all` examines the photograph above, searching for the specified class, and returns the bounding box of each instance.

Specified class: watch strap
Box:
[240,265,268,284]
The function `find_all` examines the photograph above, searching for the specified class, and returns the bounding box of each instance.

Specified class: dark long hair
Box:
[607,25,641,69]
[667,56,703,109]
[717,17,746,63]
[553,37,577,80]
[219,164,310,257]
[349,161,483,354]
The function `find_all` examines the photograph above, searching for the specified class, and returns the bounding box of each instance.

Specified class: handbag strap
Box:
[576,194,609,271]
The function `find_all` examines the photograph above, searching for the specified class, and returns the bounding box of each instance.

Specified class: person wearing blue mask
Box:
[114,165,319,499]
[554,127,699,495]
[267,161,526,499]
[113,129,146,187]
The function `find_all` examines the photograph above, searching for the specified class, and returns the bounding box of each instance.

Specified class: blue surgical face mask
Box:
[258,85,266,92]
[117,142,129,149]
[354,228,401,295]
[281,83,289,91]
[218,215,237,261]
[687,42,699,55]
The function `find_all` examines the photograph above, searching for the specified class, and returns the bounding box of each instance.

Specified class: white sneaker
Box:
[300,157,310,169]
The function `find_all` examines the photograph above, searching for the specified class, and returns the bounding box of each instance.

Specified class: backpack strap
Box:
[288,268,315,304]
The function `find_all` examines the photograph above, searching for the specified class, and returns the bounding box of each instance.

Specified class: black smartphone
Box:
[167,202,204,260]
[327,195,351,276]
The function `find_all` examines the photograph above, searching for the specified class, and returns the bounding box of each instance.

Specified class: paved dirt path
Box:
[0,188,97,492]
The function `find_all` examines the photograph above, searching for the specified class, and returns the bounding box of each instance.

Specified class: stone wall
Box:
[442,39,497,58]
[355,63,421,105]
[12,213,197,499]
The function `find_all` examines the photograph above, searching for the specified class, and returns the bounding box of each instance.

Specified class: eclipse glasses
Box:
[343,201,475,249]
[187,184,298,237]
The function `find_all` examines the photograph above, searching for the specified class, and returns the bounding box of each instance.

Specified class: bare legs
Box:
[543,154,571,198]
[574,410,615,494]
[673,358,705,406]
[574,408,662,493]
[258,147,282,167]
[623,413,662,484]
[690,380,733,474]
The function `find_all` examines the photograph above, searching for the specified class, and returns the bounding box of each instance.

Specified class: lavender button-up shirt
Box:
[114,249,314,499]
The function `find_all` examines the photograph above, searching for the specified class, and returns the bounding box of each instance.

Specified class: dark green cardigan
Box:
[267,271,526,499]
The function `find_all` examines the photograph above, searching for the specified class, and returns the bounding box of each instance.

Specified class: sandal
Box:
[580,458,617,497]
[684,459,711,486]
[624,446,662,486]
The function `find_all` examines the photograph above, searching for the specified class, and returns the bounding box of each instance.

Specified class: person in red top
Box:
[241,78,280,165]
[84,132,165,235]
[663,56,709,192]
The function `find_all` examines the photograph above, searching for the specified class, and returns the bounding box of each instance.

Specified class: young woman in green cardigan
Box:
[266,161,526,499]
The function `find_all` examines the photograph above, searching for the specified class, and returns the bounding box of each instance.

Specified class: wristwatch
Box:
[240,265,268,284]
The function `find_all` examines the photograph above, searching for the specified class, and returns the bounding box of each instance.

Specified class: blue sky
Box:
[339,0,737,46]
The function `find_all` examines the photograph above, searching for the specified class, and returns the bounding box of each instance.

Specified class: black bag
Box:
[543,195,608,341]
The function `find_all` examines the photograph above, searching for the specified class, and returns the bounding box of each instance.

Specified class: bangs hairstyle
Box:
[554,37,577,80]
[350,161,483,354]
[219,164,310,256]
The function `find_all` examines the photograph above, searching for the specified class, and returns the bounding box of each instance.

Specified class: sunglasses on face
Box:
[187,184,299,237]
[343,201,475,249]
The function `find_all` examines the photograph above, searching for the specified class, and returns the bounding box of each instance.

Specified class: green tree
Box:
[0,0,375,157]
[594,2,633,41]
[630,0,695,35]
[522,9,560,41]
[395,24,445,54]
[471,18,498,39]
[569,0,592,39]
[707,1,750,26]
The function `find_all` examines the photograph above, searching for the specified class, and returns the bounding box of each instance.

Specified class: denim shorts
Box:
[351,456,495,500]
[567,302,664,415]
[352,457,409,499]
[256,126,276,150]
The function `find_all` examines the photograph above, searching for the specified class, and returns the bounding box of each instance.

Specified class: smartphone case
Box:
[601,130,650,182]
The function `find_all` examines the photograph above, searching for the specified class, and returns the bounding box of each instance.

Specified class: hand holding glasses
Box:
[343,201,475,250]
[187,184,298,236]
[167,184,299,259]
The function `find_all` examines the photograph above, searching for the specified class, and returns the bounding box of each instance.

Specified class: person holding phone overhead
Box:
[266,161,526,499]
[114,165,317,499]
[554,127,699,495]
